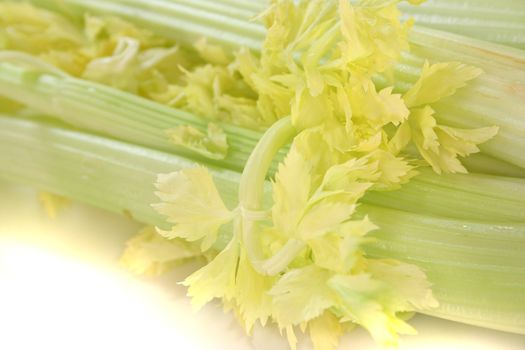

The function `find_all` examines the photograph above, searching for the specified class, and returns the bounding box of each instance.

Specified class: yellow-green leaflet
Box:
[397,61,499,173]
[167,123,228,160]
[152,0,496,349]
[153,167,234,250]
[308,312,344,350]
[120,226,202,276]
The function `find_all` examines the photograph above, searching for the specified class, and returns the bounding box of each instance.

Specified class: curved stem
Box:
[238,116,298,275]
[238,116,295,208]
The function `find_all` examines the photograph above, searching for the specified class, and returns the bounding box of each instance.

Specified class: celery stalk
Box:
[0,114,523,334]
[0,62,285,173]
[398,0,525,49]
[1,60,524,181]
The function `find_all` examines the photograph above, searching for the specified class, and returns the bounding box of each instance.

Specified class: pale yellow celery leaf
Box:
[234,48,260,91]
[291,87,333,130]
[337,0,410,75]
[309,233,361,274]
[308,217,377,273]
[82,15,172,79]
[181,65,221,118]
[182,240,239,308]
[317,83,396,152]
[120,226,202,276]
[272,145,312,236]
[301,23,341,97]
[283,0,335,57]
[388,121,411,155]
[308,312,343,350]
[410,106,440,152]
[293,129,344,185]
[215,94,264,130]
[336,87,353,132]
[251,73,294,119]
[84,15,166,49]
[369,150,417,190]
[436,125,499,158]
[354,132,384,153]
[259,226,290,259]
[319,118,357,154]
[167,123,228,160]
[179,64,262,128]
[259,0,298,57]
[286,326,299,350]
[269,265,336,327]
[0,3,84,54]
[38,192,70,219]
[82,36,141,93]
[194,37,231,65]
[409,106,498,173]
[0,3,86,75]
[138,46,185,82]
[256,94,280,126]
[339,0,371,65]
[367,259,439,311]
[153,166,233,250]
[138,69,170,100]
[328,273,415,347]
[339,216,378,239]
[318,157,379,199]
[349,80,409,128]
[235,250,276,332]
[39,50,89,77]
[403,61,483,108]
[296,201,356,240]
[150,84,185,107]
[84,15,106,43]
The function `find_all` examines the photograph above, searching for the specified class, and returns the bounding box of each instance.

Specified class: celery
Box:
[0,62,282,173]
[21,0,525,170]
[2,0,525,345]
[1,114,524,334]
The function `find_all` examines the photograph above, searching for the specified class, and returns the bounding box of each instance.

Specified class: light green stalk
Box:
[1,61,525,181]
[0,62,283,173]
[1,114,524,334]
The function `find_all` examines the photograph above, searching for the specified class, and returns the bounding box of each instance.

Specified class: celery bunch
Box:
[0,0,524,349]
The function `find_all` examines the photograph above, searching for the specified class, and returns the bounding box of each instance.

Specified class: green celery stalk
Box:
[398,0,525,49]
[363,169,525,222]
[0,62,282,173]
[0,114,523,334]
